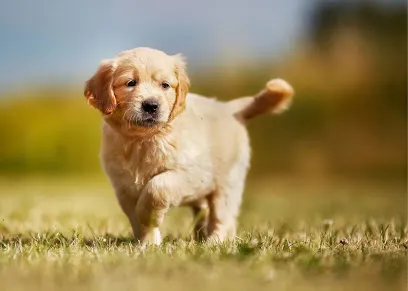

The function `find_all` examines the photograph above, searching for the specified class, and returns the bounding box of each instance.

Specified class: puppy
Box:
[84,47,294,245]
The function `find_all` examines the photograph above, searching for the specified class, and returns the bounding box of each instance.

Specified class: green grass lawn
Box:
[0,176,406,291]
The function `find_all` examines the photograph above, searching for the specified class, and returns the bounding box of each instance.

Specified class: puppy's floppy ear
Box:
[169,54,190,121]
[84,59,117,115]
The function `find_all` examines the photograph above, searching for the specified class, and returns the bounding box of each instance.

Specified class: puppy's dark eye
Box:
[161,82,170,90]
[126,80,137,87]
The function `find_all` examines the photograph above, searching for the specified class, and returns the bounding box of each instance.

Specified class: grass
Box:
[0,176,406,291]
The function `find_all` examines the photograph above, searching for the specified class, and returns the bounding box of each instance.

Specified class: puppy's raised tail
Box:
[229,79,294,122]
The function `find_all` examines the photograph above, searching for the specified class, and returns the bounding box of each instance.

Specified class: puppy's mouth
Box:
[127,115,161,128]
[138,117,158,127]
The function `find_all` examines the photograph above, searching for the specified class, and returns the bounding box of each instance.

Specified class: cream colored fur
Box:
[84,47,294,245]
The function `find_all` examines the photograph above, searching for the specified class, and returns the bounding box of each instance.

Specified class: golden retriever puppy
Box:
[84,47,294,245]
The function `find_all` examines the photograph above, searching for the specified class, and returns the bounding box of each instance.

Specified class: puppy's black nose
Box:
[142,99,158,114]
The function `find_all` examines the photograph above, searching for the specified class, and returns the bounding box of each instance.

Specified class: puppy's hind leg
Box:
[207,182,245,242]
[190,199,209,241]
[207,142,249,242]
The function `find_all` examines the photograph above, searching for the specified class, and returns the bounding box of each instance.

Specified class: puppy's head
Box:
[84,47,190,130]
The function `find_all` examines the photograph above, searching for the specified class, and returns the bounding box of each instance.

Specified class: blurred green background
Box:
[0,1,406,186]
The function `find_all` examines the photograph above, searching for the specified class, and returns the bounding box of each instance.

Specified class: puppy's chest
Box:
[121,138,176,187]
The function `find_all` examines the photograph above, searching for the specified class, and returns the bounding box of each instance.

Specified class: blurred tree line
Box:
[0,1,406,183]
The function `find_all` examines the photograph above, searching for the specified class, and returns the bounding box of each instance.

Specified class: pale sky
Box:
[0,0,404,91]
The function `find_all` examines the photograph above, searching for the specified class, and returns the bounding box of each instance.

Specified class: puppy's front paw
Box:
[135,227,162,249]
[152,227,162,246]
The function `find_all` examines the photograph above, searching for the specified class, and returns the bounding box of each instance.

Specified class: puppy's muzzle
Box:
[139,98,160,127]
[142,99,159,115]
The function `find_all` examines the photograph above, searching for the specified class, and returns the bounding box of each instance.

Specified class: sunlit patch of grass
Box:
[0,177,406,291]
